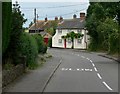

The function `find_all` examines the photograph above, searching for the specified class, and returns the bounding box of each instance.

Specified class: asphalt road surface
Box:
[44,48,118,92]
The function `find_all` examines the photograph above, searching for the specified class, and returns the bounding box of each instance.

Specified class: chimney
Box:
[55,16,58,21]
[59,16,63,22]
[45,17,48,22]
[80,12,85,20]
[73,14,77,19]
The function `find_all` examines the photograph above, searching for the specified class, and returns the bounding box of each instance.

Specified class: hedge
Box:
[18,32,38,68]
[32,34,47,54]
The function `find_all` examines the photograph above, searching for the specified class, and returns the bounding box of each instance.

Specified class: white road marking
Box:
[86,58,90,60]
[85,69,90,71]
[94,67,98,72]
[77,54,80,56]
[90,60,92,63]
[61,68,92,72]
[89,69,92,71]
[92,63,95,67]
[60,59,62,62]
[103,81,113,91]
[97,73,102,79]
[81,56,85,58]
[81,68,84,71]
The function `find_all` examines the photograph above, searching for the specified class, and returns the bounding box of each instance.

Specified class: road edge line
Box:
[41,58,62,93]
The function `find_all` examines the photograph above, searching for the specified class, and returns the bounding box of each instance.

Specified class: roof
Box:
[57,18,86,29]
[29,20,58,30]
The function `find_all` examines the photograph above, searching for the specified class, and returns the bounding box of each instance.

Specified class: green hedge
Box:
[32,34,47,54]
[48,38,52,48]
[2,2,12,55]
[18,32,38,68]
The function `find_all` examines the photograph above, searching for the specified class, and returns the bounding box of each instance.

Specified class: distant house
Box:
[52,13,89,49]
[29,17,58,45]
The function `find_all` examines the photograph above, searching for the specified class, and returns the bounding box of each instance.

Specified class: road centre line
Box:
[81,56,85,58]
[92,63,95,67]
[90,60,93,62]
[83,56,113,91]
[94,67,98,72]
[97,73,102,79]
[102,81,113,91]
[86,58,90,60]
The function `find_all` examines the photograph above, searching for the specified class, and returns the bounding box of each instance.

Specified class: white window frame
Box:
[58,39,62,43]
[77,29,81,33]
[58,29,62,33]
[67,38,71,43]
[77,38,82,43]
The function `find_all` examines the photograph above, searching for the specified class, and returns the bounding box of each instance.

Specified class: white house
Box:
[52,13,89,49]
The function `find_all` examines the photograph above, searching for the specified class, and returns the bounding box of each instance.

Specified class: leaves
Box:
[86,2,120,53]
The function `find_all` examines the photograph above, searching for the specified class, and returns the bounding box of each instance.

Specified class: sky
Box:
[12,0,89,27]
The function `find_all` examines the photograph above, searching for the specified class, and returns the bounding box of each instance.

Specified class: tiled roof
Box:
[57,18,85,29]
[29,20,55,30]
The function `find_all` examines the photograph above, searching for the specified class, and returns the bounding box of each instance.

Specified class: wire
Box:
[20,3,88,10]
[37,7,87,18]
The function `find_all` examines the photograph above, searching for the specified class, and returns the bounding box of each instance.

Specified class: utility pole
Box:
[34,8,37,33]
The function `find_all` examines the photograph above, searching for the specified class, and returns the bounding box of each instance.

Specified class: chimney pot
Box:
[59,16,63,22]
[73,14,77,19]
[45,17,48,22]
[80,12,85,20]
[55,16,58,21]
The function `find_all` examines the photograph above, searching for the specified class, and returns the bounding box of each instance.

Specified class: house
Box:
[40,31,52,45]
[29,17,58,45]
[52,13,89,49]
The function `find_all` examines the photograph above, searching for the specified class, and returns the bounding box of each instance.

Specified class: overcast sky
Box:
[12,0,89,27]
[12,0,89,2]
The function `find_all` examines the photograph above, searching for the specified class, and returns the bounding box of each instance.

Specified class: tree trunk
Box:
[71,39,74,49]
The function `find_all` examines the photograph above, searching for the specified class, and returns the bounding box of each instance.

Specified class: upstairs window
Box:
[77,29,81,33]
[58,39,62,43]
[58,29,62,33]
[78,38,82,43]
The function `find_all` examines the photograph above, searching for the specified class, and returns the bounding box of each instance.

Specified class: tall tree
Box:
[86,1,120,54]
[2,2,12,55]
[8,1,27,61]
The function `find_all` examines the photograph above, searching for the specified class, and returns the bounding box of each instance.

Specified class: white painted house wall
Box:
[52,29,89,49]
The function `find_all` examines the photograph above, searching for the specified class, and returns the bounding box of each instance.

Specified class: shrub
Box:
[18,32,38,69]
[32,34,47,54]
[41,43,47,54]
[48,38,52,48]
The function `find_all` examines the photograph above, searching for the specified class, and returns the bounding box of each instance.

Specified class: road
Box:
[44,48,118,92]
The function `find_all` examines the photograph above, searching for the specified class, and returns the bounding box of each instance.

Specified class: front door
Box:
[64,39,66,48]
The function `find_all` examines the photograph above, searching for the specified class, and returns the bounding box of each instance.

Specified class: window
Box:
[77,29,81,33]
[58,39,62,43]
[78,38,82,43]
[58,29,62,33]
[68,29,71,33]
[67,38,71,43]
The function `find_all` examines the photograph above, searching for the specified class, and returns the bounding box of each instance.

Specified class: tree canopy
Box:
[86,2,120,54]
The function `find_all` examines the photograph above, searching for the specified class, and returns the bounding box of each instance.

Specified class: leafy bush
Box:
[32,34,47,54]
[48,38,52,48]
[18,32,38,69]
